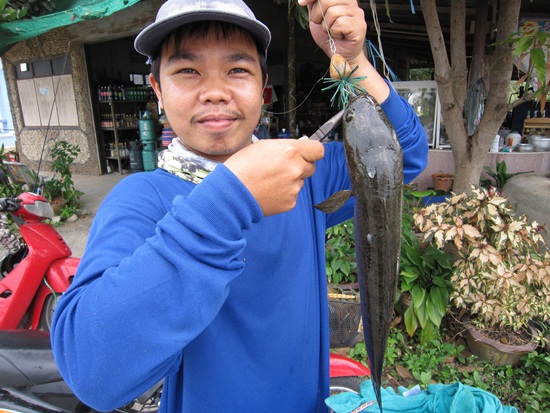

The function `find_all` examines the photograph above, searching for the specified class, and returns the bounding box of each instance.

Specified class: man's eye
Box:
[179,68,197,74]
[230,68,248,74]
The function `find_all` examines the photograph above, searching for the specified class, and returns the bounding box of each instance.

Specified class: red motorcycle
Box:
[0,190,78,331]
[0,187,162,412]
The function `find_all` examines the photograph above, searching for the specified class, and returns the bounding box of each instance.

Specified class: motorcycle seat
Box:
[0,329,63,387]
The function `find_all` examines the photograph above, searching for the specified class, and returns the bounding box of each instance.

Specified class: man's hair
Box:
[150,20,268,89]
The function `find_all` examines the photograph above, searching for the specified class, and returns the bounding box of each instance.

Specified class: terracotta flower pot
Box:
[465,324,538,366]
[432,173,454,193]
[50,198,67,215]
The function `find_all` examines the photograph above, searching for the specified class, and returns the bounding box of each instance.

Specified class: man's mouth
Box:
[194,111,244,132]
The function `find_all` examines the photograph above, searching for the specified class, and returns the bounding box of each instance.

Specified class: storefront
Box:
[0,0,161,175]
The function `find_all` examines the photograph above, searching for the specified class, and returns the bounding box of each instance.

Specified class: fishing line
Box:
[271,0,334,116]
[318,0,337,55]
[368,0,392,80]
[270,68,329,116]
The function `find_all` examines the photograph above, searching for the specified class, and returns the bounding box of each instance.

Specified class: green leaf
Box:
[16,6,26,18]
[431,275,447,288]
[531,47,547,86]
[425,295,443,327]
[404,247,422,266]
[414,301,428,329]
[419,371,432,386]
[410,190,437,198]
[400,280,413,292]
[430,286,449,314]
[496,160,507,175]
[404,306,418,336]
[400,270,420,282]
[410,285,427,309]
[513,36,534,56]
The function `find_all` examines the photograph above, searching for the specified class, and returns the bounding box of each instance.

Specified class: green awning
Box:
[0,0,142,56]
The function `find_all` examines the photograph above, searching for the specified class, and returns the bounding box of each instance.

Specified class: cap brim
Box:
[134,10,271,59]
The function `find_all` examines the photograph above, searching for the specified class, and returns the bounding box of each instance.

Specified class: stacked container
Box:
[139,110,157,172]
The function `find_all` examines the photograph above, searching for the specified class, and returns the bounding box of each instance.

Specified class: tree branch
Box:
[477,0,521,139]
[508,84,550,111]
[419,0,451,83]
[420,0,468,156]
[450,0,467,114]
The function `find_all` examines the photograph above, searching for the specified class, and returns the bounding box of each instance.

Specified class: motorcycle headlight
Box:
[24,200,54,219]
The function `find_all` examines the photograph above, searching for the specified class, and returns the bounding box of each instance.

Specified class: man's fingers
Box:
[297,139,325,163]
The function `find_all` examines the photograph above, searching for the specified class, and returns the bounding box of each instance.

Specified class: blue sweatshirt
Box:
[51,87,428,413]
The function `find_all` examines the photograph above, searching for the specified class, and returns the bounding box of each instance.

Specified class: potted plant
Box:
[431,173,454,193]
[413,186,550,365]
[325,218,362,347]
[480,160,533,192]
[41,176,65,213]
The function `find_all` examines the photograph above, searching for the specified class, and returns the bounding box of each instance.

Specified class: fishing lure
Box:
[316,0,367,110]
[323,54,367,109]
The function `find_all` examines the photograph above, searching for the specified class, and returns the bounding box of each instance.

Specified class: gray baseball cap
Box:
[134,0,272,59]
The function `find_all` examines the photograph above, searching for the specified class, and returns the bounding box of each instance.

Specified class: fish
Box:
[316,93,403,412]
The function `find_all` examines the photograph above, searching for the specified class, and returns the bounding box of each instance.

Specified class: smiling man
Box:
[149,24,266,161]
[50,0,429,412]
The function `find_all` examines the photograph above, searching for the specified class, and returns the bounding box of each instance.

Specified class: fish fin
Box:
[314,190,352,213]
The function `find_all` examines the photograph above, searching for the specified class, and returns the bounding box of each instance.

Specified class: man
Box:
[51,0,428,412]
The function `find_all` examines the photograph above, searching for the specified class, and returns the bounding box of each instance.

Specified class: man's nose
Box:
[198,73,231,104]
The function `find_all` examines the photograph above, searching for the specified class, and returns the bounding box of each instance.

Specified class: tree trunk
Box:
[420,0,521,194]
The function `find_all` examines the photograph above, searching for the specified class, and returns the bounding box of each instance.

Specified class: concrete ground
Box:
[504,171,550,245]
[53,172,128,257]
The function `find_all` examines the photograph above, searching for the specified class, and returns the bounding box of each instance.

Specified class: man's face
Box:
[150,29,266,163]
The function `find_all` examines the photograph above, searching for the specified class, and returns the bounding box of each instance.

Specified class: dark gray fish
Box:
[317,94,403,412]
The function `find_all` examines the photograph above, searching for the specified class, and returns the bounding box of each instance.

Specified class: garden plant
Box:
[413,185,550,337]
[44,140,83,220]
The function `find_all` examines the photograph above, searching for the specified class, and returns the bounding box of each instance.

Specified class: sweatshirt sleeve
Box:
[380,81,429,183]
[51,166,262,411]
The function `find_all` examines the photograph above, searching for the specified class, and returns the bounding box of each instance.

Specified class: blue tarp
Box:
[326,380,518,413]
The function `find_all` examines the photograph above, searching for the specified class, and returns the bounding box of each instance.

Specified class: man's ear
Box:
[149,74,163,109]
